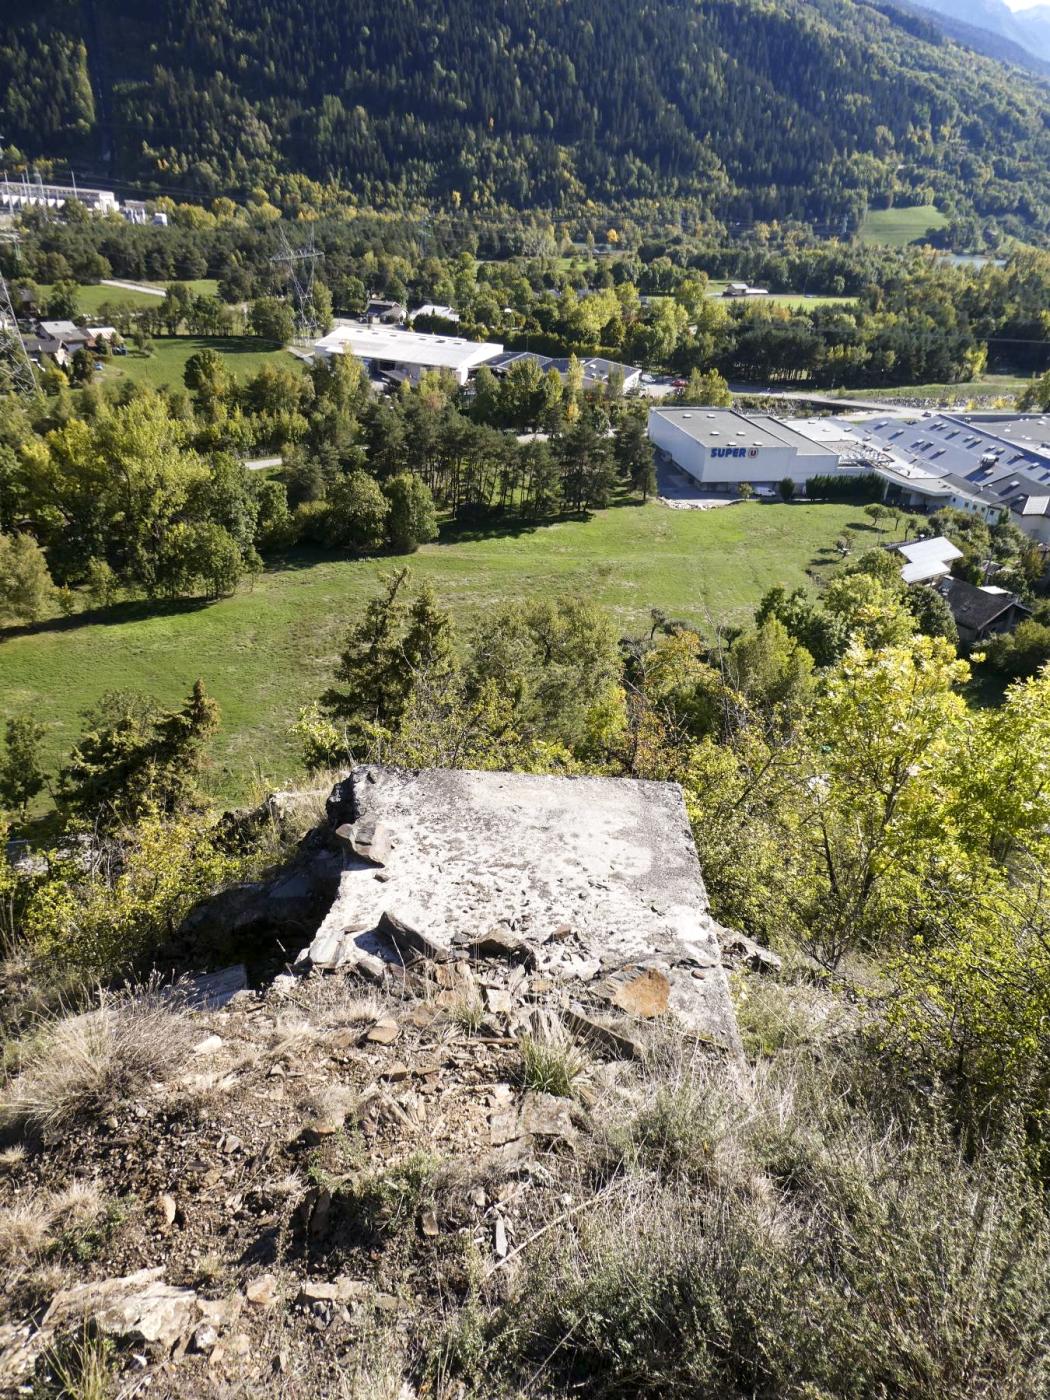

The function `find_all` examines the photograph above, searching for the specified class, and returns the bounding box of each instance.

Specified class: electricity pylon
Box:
[270,229,324,339]
[0,269,37,396]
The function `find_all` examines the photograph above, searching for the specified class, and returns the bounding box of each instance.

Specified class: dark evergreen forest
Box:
[4,0,1050,231]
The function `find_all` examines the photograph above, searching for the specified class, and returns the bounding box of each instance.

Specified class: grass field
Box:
[36,280,222,316]
[1,501,863,799]
[846,373,1033,403]
[858,205,949,248]
[706,282,857,308]
[98,336,301,390]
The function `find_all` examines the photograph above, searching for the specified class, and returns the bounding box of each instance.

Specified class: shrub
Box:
[983,620,1050,678]
[320,1151,443,1250]
[493,1055,1050,1399]
[20,811,242,976]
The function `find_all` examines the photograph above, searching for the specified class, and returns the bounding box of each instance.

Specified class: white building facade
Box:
[648,408,840,490]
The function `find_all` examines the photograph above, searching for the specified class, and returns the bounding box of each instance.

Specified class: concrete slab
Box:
[305,766,741,1052]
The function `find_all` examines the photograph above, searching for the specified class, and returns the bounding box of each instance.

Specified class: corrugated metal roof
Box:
[897,536,964,567]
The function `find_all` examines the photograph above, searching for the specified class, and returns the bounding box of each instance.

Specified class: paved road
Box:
[244,456,283,472]
[100,278,166,297]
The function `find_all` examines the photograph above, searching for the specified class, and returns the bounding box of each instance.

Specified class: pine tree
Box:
[322,571,458,748]
[59,682,219,826]
[0,716,48,818]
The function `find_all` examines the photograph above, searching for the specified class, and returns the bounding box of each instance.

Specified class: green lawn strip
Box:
[0,501,861,800]
[705,281,857,307]
[35,280,223,316]
[98,336,301,389]
[845,374,1031,402]
[857,205,949,248]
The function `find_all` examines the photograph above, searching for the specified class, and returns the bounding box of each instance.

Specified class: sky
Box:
[1004,0,1046,10]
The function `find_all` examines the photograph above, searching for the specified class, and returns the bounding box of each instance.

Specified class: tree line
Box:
[11,208,1050,389]
[0,349,655,626]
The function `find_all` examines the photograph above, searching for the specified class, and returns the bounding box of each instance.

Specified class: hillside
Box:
[910,0,1050,62]
[5,0,1050,233]
[892,0,1050,72]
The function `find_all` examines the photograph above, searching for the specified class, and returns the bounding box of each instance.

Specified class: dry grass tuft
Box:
[444,987,486,1036]
[300,1083,356,1134]
[0,993,195,1137]
[269,1015,319,1061]
[0,1143,26,1170]
[0,1199,52,1265]
[48,1180,106,1232]
[518,1028,586,1098]
[24,1261,67,1308]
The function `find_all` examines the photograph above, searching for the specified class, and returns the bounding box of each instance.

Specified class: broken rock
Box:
[494,1215,508,1258]
[720,929,783,976]
[334,817,394,868]
[192,1323,219,1353]
[297,1278,369,1307]
[467,925,537,969]
[564,1009,644,1061]
[378,909,448,964]
[155,1194,177,1229]
[42,1267,199,1351]
[180,965,249,1011]
[244,1274,277,1308]
[365,1017,400,1046]
[519,1092,578,1147]
[603,966,671,1018]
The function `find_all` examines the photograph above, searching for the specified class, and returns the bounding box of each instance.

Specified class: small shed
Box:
[895,535,963,585]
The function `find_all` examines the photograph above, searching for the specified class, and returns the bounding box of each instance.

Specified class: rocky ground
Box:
[0,767,774,1398]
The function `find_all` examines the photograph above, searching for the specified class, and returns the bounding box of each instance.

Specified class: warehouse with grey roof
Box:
[648,405,1050,540]
[648,407,847,490]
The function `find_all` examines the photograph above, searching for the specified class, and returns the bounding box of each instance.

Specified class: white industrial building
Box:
[0,176,118,214]
[313,324,503,386]
[647,407,843,490]
[648,404,1050,542]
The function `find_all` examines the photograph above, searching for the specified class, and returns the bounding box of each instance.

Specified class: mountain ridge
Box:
[3,0,1050,235]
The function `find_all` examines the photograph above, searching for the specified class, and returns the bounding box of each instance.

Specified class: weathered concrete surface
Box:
[304,766,741,1053]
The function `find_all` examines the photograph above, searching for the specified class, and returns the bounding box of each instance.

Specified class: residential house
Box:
[409,303,460,325]
[36,320,91,353]
[489,350,643,394]
[935,576,1031,645]
[362,300,406,325]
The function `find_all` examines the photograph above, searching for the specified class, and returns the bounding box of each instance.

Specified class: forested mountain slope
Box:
[4,0,1050,231]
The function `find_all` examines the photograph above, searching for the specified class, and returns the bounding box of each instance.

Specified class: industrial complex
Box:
[0,176,170,224]
[648,405,1050,542]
